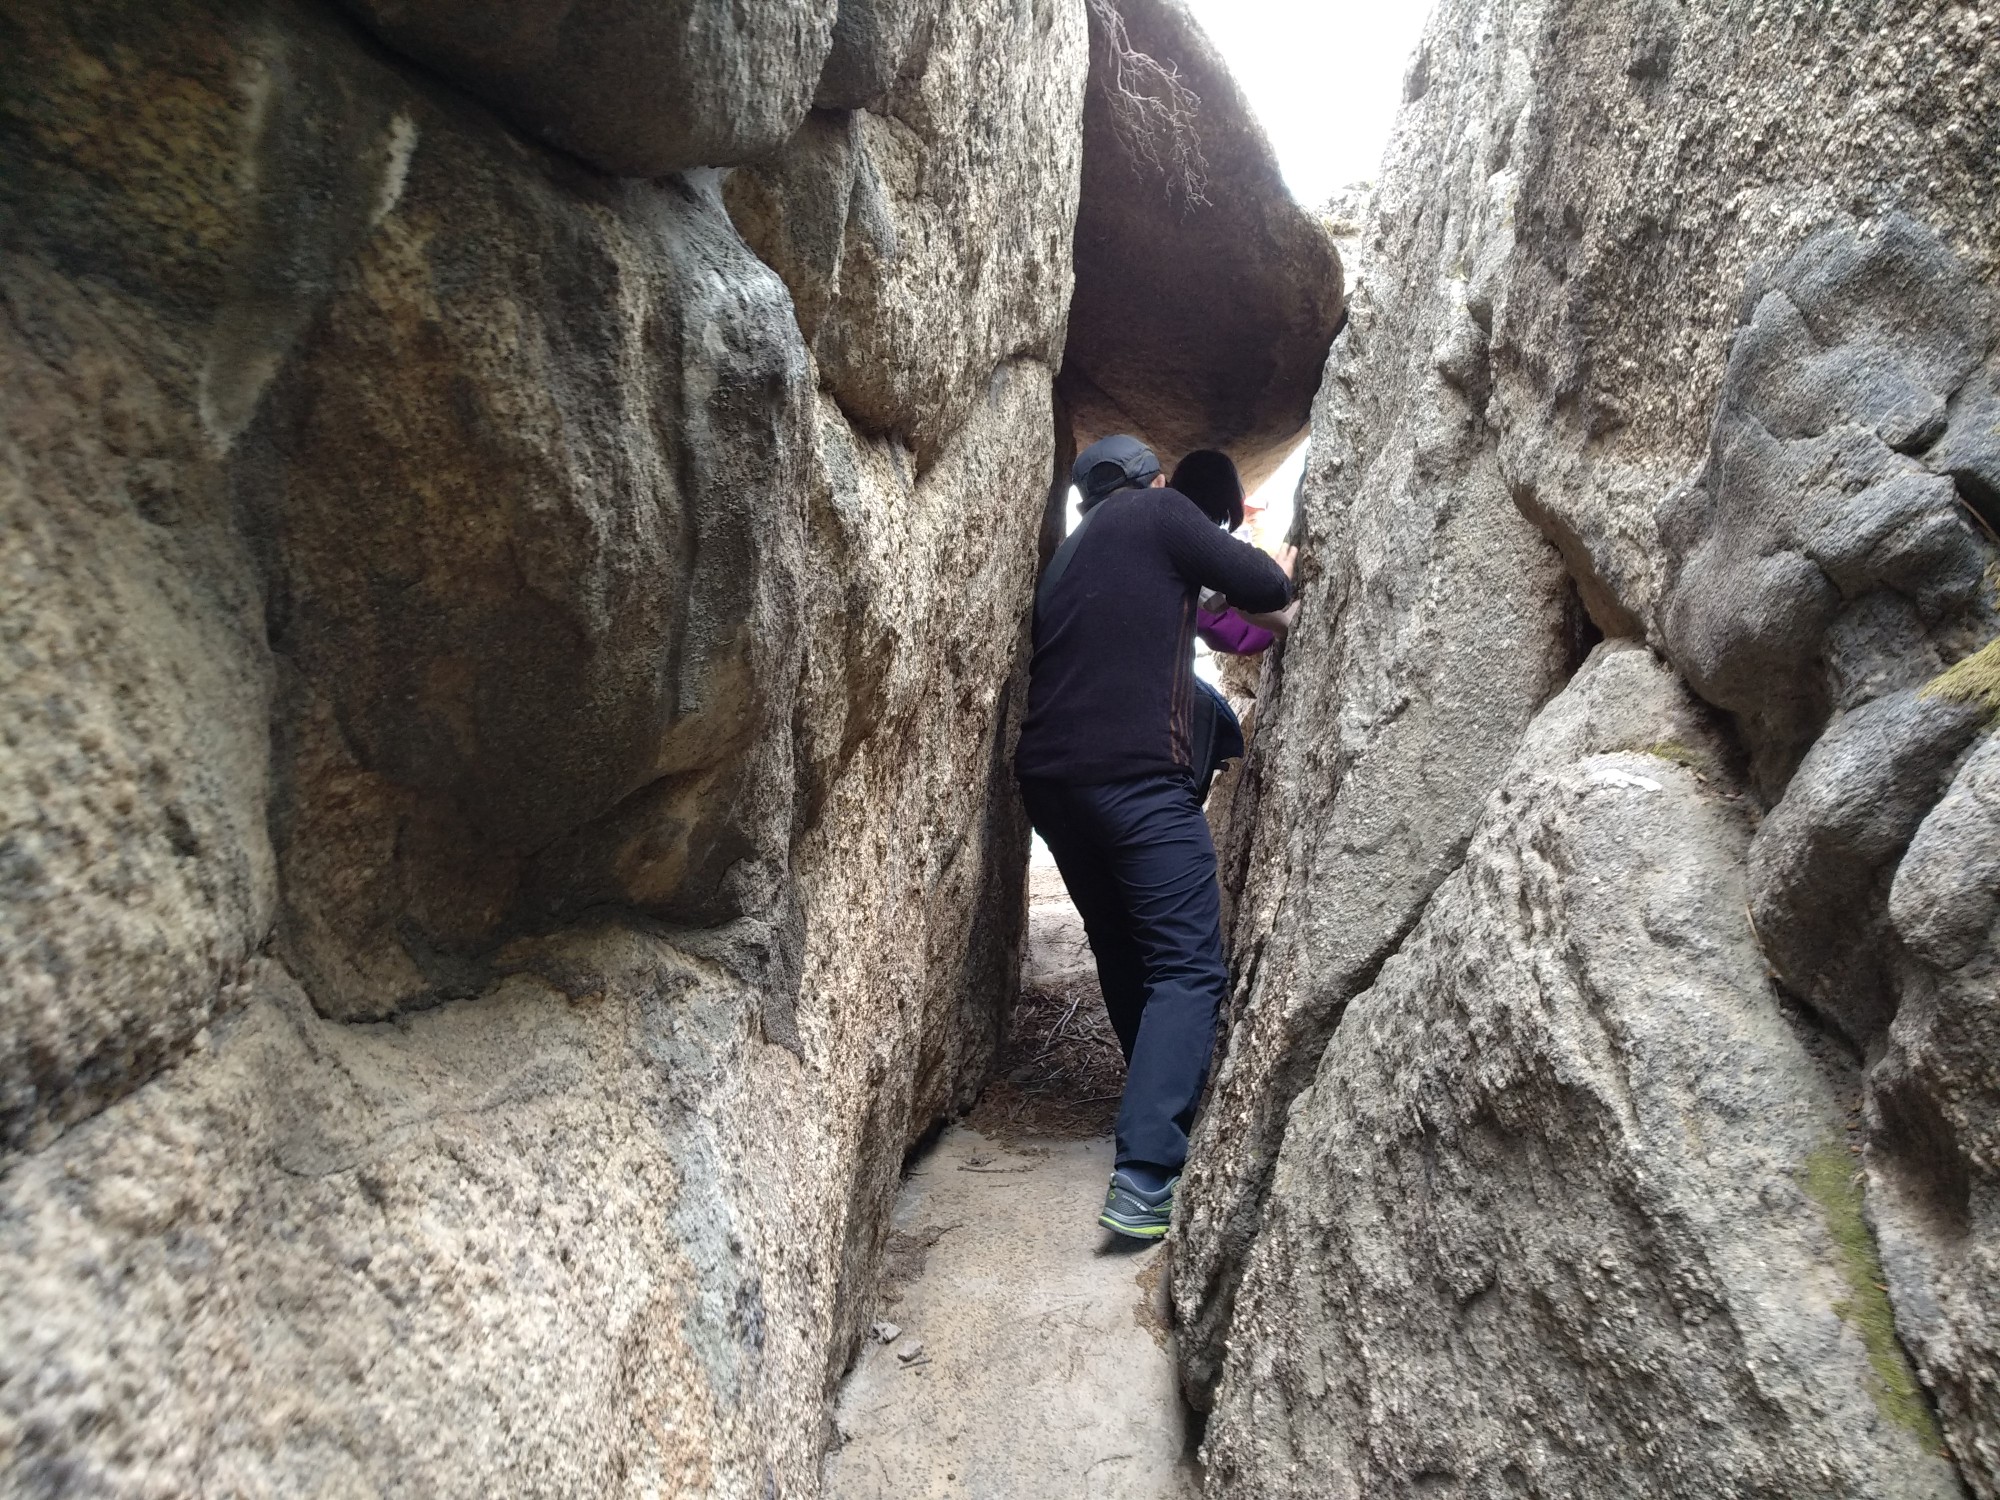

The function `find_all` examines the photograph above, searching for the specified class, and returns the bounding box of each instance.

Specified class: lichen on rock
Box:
[1925,636,2000,724]
[1802,1138,1943,1446]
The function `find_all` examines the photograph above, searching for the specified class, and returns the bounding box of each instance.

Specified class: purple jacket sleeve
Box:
[1197,607,1277,655]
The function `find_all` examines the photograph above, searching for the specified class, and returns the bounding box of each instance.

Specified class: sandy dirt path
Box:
[824,1125,1200,1500]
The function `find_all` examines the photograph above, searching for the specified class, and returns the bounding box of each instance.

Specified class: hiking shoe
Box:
[1098,1169,1179,1240]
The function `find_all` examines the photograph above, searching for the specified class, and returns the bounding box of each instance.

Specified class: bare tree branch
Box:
[1086,0,1209,210]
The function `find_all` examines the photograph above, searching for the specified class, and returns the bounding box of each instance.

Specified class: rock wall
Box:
[1173,57,1579,1407]
[0,0,1345,1489]
[1209,645,1962,1496]
[1185,0,2000,1494]
[0,0,1082,1490]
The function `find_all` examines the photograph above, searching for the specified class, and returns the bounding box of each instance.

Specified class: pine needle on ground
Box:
[967,977,1125,1142]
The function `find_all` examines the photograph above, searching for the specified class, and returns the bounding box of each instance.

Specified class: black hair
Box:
[1171,449,1245,531]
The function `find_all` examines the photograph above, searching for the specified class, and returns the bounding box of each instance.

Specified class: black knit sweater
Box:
[1014,486,1292,784]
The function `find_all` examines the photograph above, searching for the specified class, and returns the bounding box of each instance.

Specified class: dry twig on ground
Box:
[966,978,1126,1141]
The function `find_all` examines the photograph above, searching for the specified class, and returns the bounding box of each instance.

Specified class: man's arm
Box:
[1159,496,1292,614]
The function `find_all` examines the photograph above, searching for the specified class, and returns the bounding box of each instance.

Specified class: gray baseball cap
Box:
[1071,435,1161,507]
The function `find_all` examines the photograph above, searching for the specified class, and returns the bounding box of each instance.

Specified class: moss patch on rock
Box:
[1802,1142,1943,1444]
[1921,638,2000,725]
[1637,739,1713,776]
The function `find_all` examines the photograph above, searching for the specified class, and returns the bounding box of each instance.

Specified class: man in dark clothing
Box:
[1015,434,1294,1238]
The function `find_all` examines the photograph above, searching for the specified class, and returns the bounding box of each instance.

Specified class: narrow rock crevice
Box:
[0,0,1344,1490]
[9,0,2000,1495]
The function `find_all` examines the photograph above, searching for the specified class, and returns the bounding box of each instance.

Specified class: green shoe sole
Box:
[1098,1208,1170,1240]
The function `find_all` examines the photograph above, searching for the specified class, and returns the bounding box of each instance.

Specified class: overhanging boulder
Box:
[1060,0,1345,491]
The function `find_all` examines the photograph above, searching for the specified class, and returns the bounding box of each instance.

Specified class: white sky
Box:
[1181,0,1435,207]
[1061,5,1431,546]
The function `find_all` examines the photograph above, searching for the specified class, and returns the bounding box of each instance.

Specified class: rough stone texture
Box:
[726,0,1086,470]
[1057,0,1345,490]
[1489,0,2000,648]
[2,949,825,1495]
[0,358,1051,1494]
[1469,22,2000,1491]
[786,364,1055,1372]
[1203,645,1961,1499]
[814,0,925,110]
[1930,364,2000,531]
[1170,99,1574,1407]
[17,0,2000,1491]
[338,0,839,177]
[0,262,274,1154]
[0,0,1070,1489]
[1747,689,1986,1050]
[3,0,1351,1486]
[0,0,308,1153]
[1659,216,2000,796]
[1186,0,2000,1492]
[1873,725,2000,1489]
[254,142,817,1024]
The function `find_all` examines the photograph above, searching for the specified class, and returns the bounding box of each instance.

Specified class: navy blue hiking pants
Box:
[1018,772,1229,1174]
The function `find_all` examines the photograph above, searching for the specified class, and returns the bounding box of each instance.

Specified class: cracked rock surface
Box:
[1202,646,1961,1498]
[0,0,1349,1491]
[1181,0,2000,1494]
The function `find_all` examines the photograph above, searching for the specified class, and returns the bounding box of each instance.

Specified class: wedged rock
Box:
[1169,73,1573,1407]
[338,0,839,177]
[1749,689,1987,1050]
[727,0,1086,468]
[1202,645,1959,1499]
[1871,723,2000,1496]
[1659,217,2000,795]
[1057,0,1344,490]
